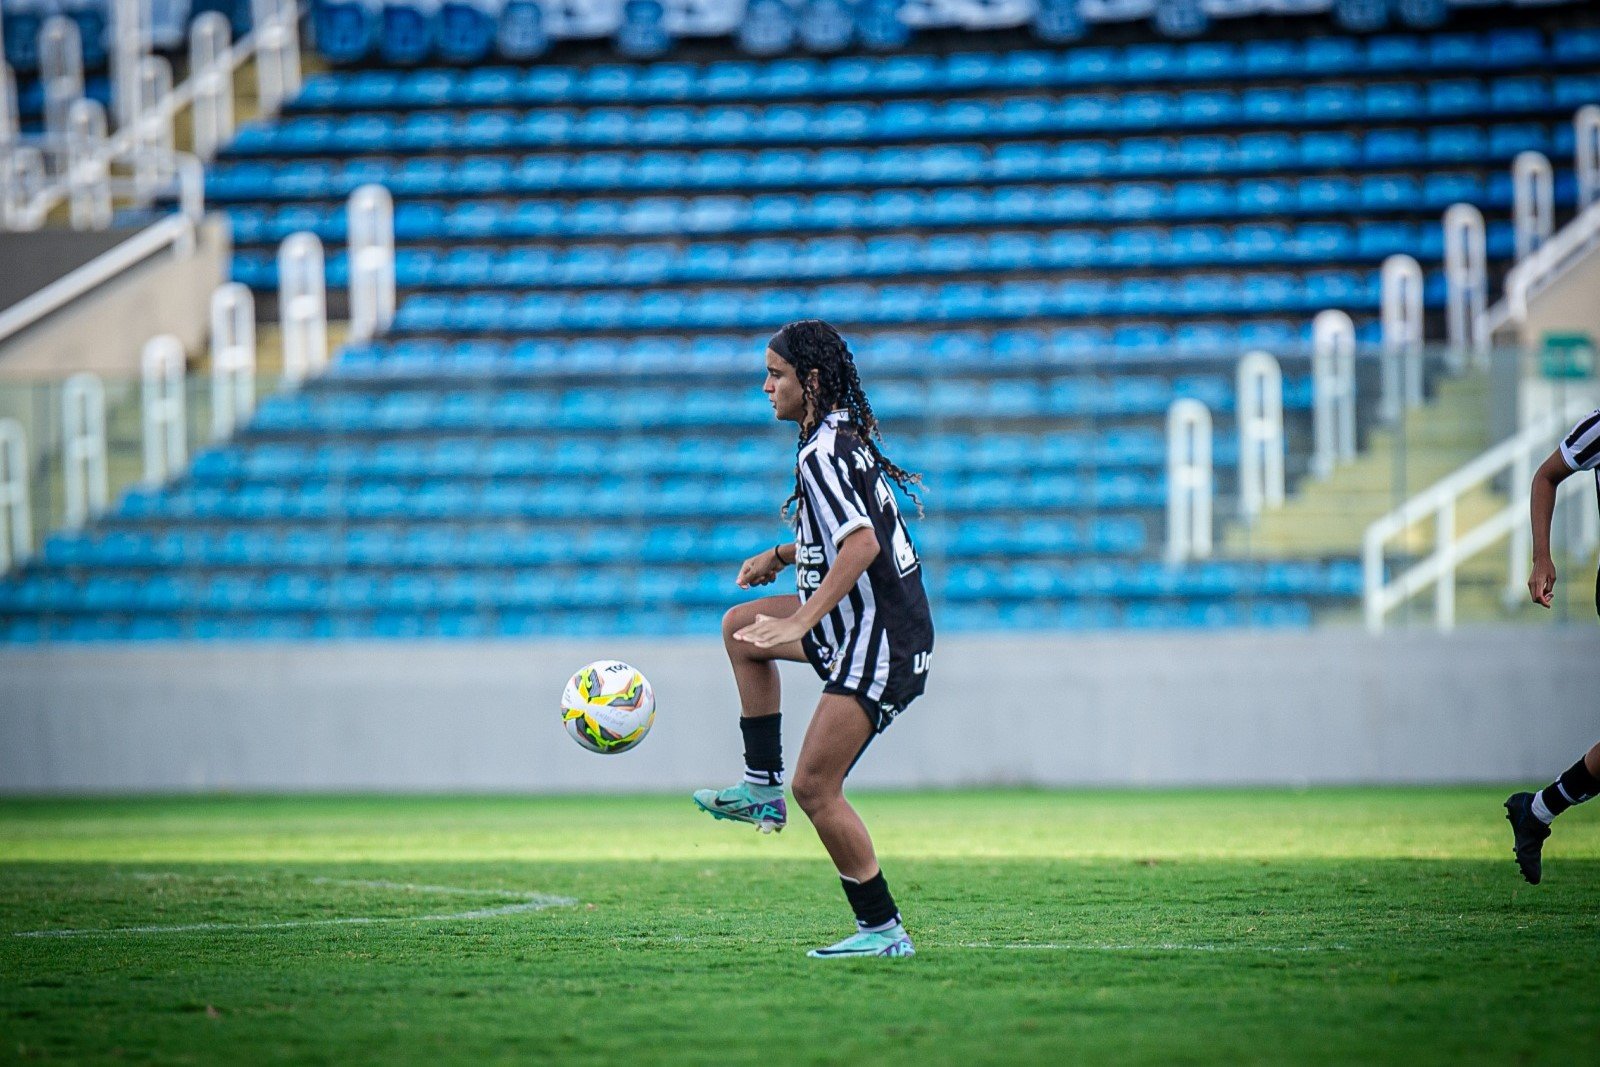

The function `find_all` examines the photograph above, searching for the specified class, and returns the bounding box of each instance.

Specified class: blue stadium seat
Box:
[1427,124,1485,164]
[1364,127,1423,166]
[1491,76,1550,114]
[1426,32,1482,70]
[1236,132,1294,171]
[1488,123,1550,159]
[1483,28,1545,69]
[1364,82,1424,121]
[1242,87,1299,124]
[1242,39,1299,78]
[1552,74,1600,112]
[1554,27,1600,66]
[1303,84,1358,122]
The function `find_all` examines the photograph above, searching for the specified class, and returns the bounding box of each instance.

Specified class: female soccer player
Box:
[1504,405,1600,884]
[692,319,934,959]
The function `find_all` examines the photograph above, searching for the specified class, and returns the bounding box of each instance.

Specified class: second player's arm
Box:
[735,528,879,648]
[1528,449,1576,607]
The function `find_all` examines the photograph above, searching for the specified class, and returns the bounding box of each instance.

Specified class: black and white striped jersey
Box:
[1559,408,1600,473]
[1560,408,1600,618]
[793,411,933,705]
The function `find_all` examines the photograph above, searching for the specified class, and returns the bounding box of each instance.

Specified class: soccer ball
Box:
[561,660,656,754]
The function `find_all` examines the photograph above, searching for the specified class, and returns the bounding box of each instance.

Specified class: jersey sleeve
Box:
[800,447,874,548]
[1558,409,1600,472]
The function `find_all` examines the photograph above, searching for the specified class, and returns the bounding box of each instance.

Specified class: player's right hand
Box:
[737,550,783,590]
[1528,557,1557,608]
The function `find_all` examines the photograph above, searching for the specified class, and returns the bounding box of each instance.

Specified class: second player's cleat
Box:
[807,922,916,959]
[692,782,787,833]
[1504,792,1552,885]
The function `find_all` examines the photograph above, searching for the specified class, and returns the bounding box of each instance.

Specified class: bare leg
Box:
[721,596,807,718]
[791,693,880,881]
[1586,741,1600,777]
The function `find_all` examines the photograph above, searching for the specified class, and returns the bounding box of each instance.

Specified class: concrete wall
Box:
[0,217,230,380]
[2,626,1596,794]
[0,230,136,315]
[1516,239,1600,354]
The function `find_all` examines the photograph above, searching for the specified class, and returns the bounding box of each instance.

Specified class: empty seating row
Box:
[114,469,1179,519]
[0,598,1317,642]
[288,29,1586,111]
[185,429,1224,484]
[239,375,1286,436]
[389,274,1437,333]
[230,75,1600,156]
[233,221,1516,292]
[937,600,1313,633]
[330,322,1378,379]
[208,122,1577,201]
[0,606,741,642]
[40,514,1153,568]
[0,558,1362,615]
[226,172,1570,245]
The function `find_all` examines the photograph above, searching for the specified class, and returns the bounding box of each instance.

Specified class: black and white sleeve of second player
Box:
[1559,409,1600,472]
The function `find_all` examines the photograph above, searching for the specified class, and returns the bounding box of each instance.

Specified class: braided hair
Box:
[769,319,924,518]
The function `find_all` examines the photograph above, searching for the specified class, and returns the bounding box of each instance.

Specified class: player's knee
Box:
[721,605,751,650]
[790,770,839,815]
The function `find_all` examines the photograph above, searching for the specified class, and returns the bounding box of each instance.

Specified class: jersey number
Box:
[874,475,920,577]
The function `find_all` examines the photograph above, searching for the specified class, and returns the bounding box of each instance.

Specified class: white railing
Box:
[1362,398,1597,634]
[140,334,187,485]
[1,62,18,154]
[279,231,328,386]
[1310,310,1356,480]
[347,184,396,343]
[0,418,30,573]
[210,282,257,440]
[1379,254,1425,421]
[1442,203,1487,367]
[3,0,300,232]
[61,372,108,530]
[1576,105,1600,210]
[1512,150,1555,262]
[40,15,84,142]
[1165,398,1213,563]
[1235,350,1284,521]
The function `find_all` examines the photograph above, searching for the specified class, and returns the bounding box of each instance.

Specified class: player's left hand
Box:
[734,613,808,649]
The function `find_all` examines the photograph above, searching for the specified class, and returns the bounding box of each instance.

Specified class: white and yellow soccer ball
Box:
[561,660,656,754]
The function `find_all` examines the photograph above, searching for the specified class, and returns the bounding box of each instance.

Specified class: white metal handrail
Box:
[1363,398,1598,633]
[0,418,30,573]
[1165,398,1213,563]
[0,209,199,347]
[4,1,300,230]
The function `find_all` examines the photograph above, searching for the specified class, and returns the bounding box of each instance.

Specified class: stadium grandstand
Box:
[8,4,1600,1055]
[0,0,1597,645]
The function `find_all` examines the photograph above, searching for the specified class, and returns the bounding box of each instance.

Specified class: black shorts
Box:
[801,630,932,734]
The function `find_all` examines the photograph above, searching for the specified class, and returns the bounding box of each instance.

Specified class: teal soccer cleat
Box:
[807,923,916,959]
[691,782,787,833]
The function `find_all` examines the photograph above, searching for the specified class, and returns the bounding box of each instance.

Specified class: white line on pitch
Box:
[12,874,577,939]
[958,941,1348,953]
[124,872,528,898]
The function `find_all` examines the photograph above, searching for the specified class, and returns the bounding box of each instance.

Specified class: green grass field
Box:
[3,789,1597,1065]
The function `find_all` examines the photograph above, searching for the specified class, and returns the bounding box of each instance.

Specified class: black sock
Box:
[740,714,782,787]
[840,871,900,931]
[1539,757,1600,819]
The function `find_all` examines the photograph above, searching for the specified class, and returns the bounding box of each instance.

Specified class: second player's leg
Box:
[721,595,808,718]
[790,693,880,880]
